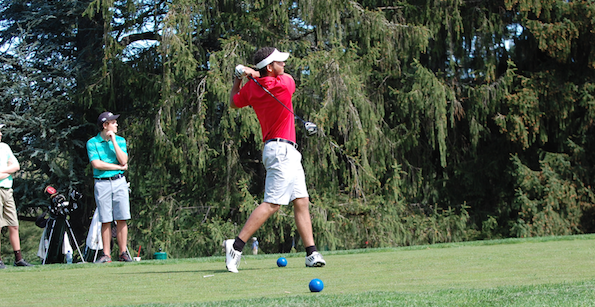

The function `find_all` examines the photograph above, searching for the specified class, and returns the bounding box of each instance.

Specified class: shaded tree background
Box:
[2,0,595,259]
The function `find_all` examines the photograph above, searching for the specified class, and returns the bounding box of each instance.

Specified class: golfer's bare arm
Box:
[230,68,260,109]
[230,78,242,109]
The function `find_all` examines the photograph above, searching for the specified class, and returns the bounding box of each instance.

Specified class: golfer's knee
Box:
[263,202,281,212]
[293,198,310,209]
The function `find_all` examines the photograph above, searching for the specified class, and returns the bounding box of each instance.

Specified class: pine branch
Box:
[377,6,403,11]
[118,32,161,46]
[290,29,316,41]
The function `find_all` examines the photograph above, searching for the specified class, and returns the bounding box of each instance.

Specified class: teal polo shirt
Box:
[86,133,127,179]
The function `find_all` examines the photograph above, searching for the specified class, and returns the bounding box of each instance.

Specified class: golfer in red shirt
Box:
[225,47,326,273]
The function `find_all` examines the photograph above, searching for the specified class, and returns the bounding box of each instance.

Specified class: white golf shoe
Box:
[225,239,242,273]
[305,251,326,267]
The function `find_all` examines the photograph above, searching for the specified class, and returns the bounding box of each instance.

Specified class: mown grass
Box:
[1,234,595,306]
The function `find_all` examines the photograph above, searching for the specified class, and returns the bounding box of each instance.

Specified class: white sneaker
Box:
[305,251,326,267]
[225,239,242,273]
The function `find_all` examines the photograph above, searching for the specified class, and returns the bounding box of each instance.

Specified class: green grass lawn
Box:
[1,235,595,306]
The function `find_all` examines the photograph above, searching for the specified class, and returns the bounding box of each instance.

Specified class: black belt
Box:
[95,173,124,181]
[265,138,298,149]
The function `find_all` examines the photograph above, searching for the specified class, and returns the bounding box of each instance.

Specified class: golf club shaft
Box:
[247,76,307,124]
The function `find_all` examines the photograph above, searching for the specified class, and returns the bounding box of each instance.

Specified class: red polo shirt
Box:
[233,74,296,143]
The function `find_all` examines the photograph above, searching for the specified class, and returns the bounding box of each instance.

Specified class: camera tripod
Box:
[40,214,86,264]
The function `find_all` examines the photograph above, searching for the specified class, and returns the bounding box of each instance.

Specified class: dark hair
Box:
[253,47,276,76]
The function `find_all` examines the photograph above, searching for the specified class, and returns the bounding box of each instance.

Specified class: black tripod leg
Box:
[42,220,56,265]
[64,219,86,263]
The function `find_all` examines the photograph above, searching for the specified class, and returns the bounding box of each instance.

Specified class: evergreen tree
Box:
[3,0,595,258]
[0,0,98,229]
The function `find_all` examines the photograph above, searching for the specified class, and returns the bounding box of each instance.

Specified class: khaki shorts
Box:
[262,141,309,205]
[0,188,18,228]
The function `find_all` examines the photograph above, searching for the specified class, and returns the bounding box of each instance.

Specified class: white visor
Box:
[255,49,290,69]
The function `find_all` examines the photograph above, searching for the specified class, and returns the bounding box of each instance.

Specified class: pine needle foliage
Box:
[3,0,595,257]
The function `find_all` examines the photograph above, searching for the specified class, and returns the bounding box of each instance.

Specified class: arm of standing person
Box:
[229,66,260,109]
[89,133,128,171]
[0,156,20,180]
[90,160,128,171]
[106,131,128,165]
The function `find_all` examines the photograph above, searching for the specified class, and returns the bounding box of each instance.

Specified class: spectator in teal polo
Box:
[86,112,132,263]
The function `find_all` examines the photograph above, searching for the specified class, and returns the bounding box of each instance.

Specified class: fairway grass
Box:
[1,235,595,306]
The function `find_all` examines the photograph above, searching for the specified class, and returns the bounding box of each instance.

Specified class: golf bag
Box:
[36,186,85,264]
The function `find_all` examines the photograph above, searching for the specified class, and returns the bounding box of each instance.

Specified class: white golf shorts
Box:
[262,140,308,205]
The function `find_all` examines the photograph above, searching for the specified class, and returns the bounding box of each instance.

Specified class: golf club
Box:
[235,65,318,136]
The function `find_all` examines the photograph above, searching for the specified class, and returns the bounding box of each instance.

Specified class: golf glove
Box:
[234,65,246,79]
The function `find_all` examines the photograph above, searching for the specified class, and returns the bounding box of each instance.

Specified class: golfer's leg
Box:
[101,222,112,255]
[7,226,20,251]
[116,220,128,254]
[238,202,280,242]
[293,197,315,247]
